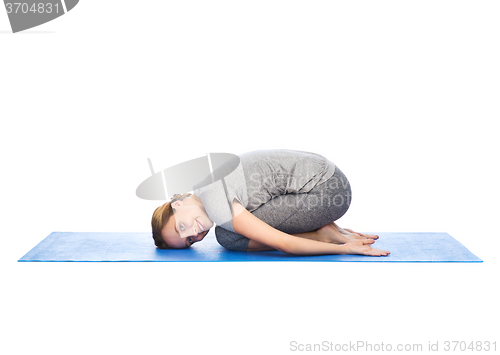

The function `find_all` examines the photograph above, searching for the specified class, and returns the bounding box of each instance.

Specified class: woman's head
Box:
[151,193,214,249]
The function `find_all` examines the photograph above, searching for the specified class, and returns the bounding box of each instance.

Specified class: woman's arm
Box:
[232,200,388,256]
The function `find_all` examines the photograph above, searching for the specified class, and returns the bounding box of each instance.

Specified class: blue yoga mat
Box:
[18,232,482,262]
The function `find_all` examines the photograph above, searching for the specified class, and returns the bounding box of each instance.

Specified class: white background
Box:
[1,1,499,354]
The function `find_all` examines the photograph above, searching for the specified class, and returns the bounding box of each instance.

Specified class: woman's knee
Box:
[215,226,250,251]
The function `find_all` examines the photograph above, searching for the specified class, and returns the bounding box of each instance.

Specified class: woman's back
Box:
[194,149,336,231]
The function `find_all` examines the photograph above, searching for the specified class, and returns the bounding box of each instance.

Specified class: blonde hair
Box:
[151,193,192,249]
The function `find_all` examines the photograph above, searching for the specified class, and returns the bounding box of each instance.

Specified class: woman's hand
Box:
[344,239,390,256]
[233,200,390,256]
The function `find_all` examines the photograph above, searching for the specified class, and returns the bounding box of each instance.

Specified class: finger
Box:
[362,239,375,245]
[370,248,390,256]
[356,246,388,256]
[349,239,372,247]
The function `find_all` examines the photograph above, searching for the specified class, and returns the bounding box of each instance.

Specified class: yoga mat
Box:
[18,232,482,262]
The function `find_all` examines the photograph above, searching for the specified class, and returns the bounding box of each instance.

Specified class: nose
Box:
[182,223,200,240]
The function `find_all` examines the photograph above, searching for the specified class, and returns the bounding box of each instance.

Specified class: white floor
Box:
[1,2,499,354]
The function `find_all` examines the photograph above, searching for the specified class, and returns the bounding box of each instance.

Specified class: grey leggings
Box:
[215,165,352,251]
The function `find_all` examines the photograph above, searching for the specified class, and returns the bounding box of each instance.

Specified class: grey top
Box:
[193,149,336,232]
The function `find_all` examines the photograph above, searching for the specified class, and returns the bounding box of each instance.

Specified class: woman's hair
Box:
[151,193,192,249]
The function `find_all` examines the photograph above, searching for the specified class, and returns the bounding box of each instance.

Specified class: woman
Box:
[151,149,390,256]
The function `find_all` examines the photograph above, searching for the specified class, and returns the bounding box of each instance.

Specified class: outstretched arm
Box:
[232,200,389,256]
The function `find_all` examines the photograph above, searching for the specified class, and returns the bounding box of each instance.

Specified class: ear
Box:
[171,200,184,209]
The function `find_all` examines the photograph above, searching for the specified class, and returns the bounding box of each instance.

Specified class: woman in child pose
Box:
[151,149,389,256]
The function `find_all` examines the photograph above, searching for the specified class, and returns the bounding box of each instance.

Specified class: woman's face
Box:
[161,198,214,248]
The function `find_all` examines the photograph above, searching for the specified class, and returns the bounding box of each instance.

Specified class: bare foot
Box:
[332,222,379,240]
[317,224,360,244]
[345,228,379,240]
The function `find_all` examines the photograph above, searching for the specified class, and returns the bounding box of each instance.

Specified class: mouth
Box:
[196,219,205,233]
